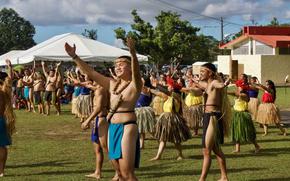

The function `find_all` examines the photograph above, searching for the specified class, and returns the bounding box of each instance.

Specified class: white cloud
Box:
[0,0,289,26]
[286,11,290,19]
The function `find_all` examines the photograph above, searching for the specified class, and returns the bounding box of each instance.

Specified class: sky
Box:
[1,0,290,47]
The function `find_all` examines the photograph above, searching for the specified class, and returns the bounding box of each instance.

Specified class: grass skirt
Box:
[256,103,281,125]
[183,103,203,129]
[151,96,164,116]
[248,98,259,121]
[76,95,92,118]
[155,112,191,143]
[135,107,156,134]
[71,97,78,115]
[231,111,256,143]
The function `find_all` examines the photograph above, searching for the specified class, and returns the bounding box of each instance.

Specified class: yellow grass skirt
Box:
[256,103,281,125]
[247,97,259,121]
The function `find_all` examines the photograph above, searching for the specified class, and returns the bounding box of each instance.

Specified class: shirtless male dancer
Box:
[33,72,45,114]
[23,68,35,112]
[41,61,61,115]
[65,37,142,181]
[197,63,230,181]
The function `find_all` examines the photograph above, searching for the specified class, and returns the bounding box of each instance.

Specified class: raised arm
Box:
[41,61,48,78]
[126,37,142,92]
[5,59,13,80]
[65,43,111,90]
[109,68,117,80]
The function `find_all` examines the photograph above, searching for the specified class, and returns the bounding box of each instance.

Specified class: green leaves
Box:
[114,10,220,67]
[0,8,35,54]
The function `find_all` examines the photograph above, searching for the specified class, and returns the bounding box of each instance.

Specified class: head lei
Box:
[115,55,131,64]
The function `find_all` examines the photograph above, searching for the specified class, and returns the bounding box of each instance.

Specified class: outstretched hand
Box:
[5,59,12,66]
[81,120,90,130]
[56,62,61,67]
[65,43,76,58]
[41,61,45,66]
[126,37,136,51]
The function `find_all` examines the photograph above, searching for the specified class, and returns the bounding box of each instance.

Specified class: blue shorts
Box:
[24,86,30,100]
[108,121,140,168]
[91,116,100,143]
[0,117,11,147]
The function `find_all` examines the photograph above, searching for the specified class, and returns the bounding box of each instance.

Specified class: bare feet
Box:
[150,156,161,161]
[254,147,260,154]
[232,150,240,154]
[176,156,184,160]
[85,173,101,179]
[111,173,119,181]
[0,173,3,177]
[262,133,267,137]
[217,177,228,181]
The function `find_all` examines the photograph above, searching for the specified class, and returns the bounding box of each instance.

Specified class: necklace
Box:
[112,78,131,95]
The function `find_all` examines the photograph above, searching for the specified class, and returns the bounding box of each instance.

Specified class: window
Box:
[279,47,290,55]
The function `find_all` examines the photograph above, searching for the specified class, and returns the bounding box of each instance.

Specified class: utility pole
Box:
[220,17,224,55]
[220,17,224,44]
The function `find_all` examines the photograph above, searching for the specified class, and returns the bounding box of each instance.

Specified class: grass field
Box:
[2,88,290,181]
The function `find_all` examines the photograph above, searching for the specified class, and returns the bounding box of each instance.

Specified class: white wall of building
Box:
[217,55,262,80]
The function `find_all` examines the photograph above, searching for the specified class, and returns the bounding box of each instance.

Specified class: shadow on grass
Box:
[139,167,266,179]
[250,178,290,181]
[6,168,115,177]
[6,159,78,169]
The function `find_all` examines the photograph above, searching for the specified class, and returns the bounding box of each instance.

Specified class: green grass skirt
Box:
[231,111,256,143]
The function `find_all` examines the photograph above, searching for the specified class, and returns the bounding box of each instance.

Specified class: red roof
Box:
[220,26,290,49]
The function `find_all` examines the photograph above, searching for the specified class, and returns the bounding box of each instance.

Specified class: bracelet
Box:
[72,54,78,59]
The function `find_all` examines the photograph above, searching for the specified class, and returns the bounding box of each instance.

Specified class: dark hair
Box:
[143,76,153,88]
[266,80,276,101]
[201,63,217,73]
[117,55,131,62]
[0,72,8,84]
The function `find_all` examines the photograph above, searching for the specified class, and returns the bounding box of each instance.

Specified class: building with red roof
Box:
[217,26,290,84]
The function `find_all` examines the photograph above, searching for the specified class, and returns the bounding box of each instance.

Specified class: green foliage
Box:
[0,8,35,55]
[82,28,98,40]
[114,10,219,66]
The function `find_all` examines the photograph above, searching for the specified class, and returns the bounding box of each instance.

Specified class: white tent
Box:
[0,33,147,66]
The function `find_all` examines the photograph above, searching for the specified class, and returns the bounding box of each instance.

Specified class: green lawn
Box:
[2,87,290,181]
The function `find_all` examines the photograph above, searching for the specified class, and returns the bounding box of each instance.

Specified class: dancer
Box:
[65,37,141,181]
[75,73,92,123]
[22,68,35,112]
[33,72,45,114]
[255,80,286,136]
[0,59,16,177]
[54,71,63,115]
[197,63,231,181]
[248,77,260,121]
[229,90,260,153]
[67,71,81,118]
[181,81,203,135]
[41,61,61,115]
[150,78,191,161]
[71,75,114,180]
[135,77,156,149]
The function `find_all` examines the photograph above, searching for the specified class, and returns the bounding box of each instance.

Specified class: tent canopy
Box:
[0,33,147,66]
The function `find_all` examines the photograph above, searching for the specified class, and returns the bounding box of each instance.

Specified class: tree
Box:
[115,10,206,66]
[269,17,279,26]
[0,8,35,55]
[82,29,98,40]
